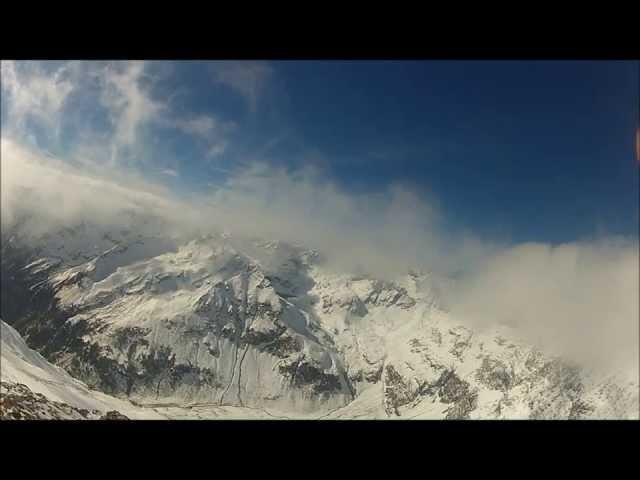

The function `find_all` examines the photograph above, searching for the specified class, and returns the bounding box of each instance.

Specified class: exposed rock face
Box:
[435,371,478,419]
[476,357,515,392]
[383,364,418,416]
[2,220,638,419]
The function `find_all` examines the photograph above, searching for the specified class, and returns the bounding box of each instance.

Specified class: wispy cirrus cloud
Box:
[1,61,239,170]
[160,168,179,177]
[0,60,76,136]
[100,61,165,156]
[210,61,273,112]
[171,114,236,159]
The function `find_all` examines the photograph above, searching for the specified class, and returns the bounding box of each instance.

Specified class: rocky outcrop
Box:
[0,382,129,420]
[475,357,515,391]
[383,364,418,416]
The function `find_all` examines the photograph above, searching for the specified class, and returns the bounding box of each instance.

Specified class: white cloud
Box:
[2,61,237,169]
[174,115,218,137]
[1,60,75,133]
[198,161,496,278]
[206,142,228,158]
[98,63,238,165]
[160,168,179,177]
[0,138,188,237]
[171,114,235,159]
[448,239,639,372]
[210,61,273,112]
[1,61,164,166]
[100,61,164,154]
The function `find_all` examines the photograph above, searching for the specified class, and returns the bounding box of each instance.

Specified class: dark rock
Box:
[436,370,471,404]
[278,357,342,395]
[0,382,102,420]
[100,410,129,420]
[383,364,417,416]
[475,357,515,391]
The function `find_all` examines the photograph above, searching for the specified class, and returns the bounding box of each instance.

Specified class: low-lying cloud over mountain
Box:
[2,137,637,377]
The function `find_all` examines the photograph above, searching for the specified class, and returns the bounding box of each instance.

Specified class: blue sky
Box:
[2,60,638,245]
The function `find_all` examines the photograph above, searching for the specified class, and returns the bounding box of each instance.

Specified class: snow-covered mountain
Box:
[2,218,638,419]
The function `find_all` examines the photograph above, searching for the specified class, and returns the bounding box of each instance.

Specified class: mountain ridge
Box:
[2,218,638,419]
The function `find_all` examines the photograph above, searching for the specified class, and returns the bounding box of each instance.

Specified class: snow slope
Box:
[1,319,164,419]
